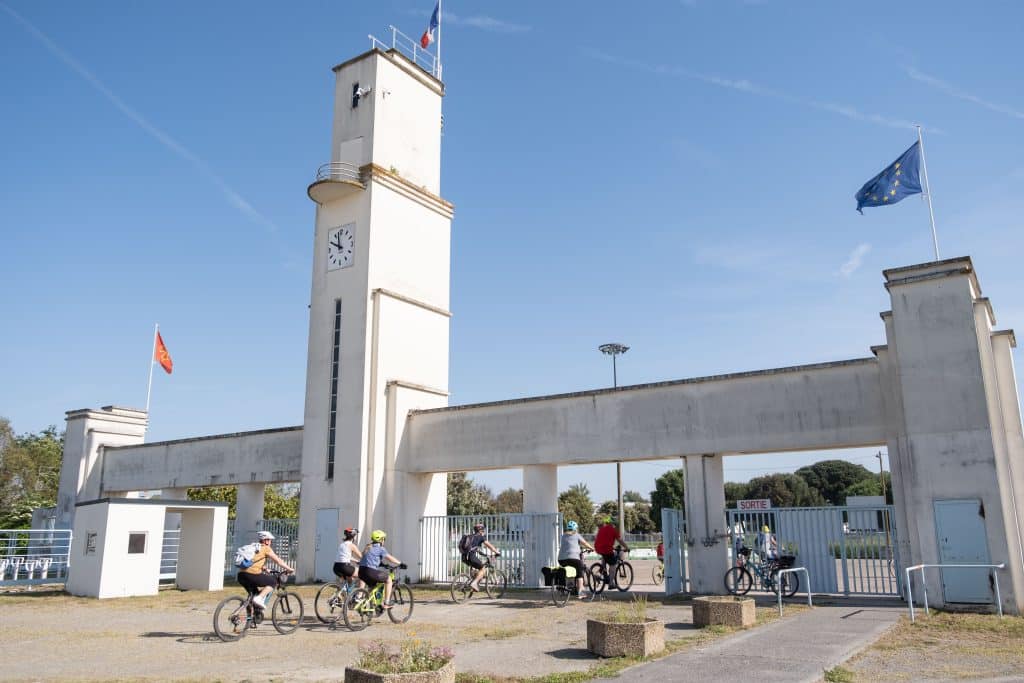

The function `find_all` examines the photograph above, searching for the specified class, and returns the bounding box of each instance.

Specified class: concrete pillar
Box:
[683,453,729,594]
[234,483,265,547]
[54,406,148,530]
[176,506,228,591]
[523,465,559,587]
[158,487,189,532]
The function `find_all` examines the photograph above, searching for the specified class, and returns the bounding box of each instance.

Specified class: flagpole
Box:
[437,0,442,80]
[145,323,158,418]
[916,125,940,260]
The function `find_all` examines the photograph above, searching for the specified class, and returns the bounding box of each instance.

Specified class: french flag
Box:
[420,1,439,48]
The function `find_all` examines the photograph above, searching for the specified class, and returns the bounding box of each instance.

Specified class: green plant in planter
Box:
[600,595,649,624]
[353,637,454,674]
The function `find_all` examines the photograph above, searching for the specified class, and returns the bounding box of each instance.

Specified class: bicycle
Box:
[339,563,414,631]
[213,570,305,641]
[314,576,357,624]
[651,560,664,585]
[450,553,507,603]
[545,563,596,607]
[724,546,798,597]
[590,547,634,594]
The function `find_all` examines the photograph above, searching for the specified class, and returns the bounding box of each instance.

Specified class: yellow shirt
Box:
[241,545,269,575]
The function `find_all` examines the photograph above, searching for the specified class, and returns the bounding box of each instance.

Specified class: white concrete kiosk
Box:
[66,498,228,599]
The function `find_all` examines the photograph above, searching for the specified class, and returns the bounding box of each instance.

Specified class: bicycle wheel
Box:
[579,567,597,602]
[213,595,250,642]
[551,583,571,607]
[342,588,372,631]
[652,563,664,585]
[589,563,608,595]
[774,570,799,598]
[272,590,305,634]
[724,567,753,595]
[388,584,414,624]
[450,574,474,604]
[314,583,346,623]
[615,562,634,592]
[484,569,508,599]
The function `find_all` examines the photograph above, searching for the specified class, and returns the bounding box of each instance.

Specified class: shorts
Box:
[558,558,585,576]
[462,553,484,570]
[600,552,619,566]
[237,571,275,595]
[358,565,389,586]
[333,561,356,578]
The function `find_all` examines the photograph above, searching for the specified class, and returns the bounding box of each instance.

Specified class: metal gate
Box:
[160,518,296,579]
[661,508,689,595]
[728,505,899,596]
[420,512,561,587]
[1,529,73,586]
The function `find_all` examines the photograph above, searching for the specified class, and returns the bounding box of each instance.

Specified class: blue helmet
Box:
[566,520,578,531]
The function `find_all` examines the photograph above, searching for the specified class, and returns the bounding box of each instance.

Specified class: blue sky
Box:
[2,1,1022,503]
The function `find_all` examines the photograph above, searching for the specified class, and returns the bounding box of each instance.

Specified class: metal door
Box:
[315,508,339,582]
[934,499,992,604]
[661,508,688,595]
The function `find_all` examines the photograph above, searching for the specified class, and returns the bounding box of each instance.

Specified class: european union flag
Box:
[855,141,923,214]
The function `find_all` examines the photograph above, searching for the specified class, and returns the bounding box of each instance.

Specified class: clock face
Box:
[327,224,355,271]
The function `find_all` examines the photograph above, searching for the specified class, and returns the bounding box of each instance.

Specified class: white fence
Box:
[1,529,73,586]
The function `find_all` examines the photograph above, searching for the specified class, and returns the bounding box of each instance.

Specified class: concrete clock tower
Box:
[298,48,452,581]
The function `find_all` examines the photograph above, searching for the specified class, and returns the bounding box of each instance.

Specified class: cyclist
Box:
[238,530,294,610]
[358,530,402,608]
[333,527,363,588]
[756,524,778,561]
[461,522,500,592]
[593,516,630,585]
[558,520,594,598]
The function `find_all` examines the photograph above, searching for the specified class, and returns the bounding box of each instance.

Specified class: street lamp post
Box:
[599,343,629,535]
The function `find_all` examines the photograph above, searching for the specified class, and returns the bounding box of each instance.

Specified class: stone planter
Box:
[344,661,455,683]
[692,596,755,628]
[586,618,665,658]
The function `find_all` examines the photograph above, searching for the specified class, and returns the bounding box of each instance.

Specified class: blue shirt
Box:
[360,543,388,569]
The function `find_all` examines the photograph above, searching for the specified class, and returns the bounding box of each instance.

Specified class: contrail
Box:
[1,2,281,233]
[906,66,1024,121]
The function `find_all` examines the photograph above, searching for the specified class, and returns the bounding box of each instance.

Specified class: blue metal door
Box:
[315,508,338,582]
[934,499,992,604]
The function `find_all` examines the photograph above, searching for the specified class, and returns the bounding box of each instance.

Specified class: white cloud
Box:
[905,66,1024,121]
[1,2,281,233]
[839,243,872,278]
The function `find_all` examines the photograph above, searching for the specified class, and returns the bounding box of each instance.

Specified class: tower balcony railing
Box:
[369,25,440,80]
[308,162,365,204]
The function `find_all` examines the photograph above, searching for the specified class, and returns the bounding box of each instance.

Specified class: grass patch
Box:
[823,666,855,682]
[595,595,649,624]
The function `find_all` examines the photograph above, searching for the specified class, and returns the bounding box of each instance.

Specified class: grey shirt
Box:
[558,532,583,561]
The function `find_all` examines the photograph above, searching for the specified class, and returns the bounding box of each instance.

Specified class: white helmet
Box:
[257,530,275,541]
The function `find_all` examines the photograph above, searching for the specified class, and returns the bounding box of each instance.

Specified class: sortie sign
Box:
[737,498,772,511]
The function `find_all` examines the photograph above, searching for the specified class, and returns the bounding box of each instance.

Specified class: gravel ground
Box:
[0,577,702,682]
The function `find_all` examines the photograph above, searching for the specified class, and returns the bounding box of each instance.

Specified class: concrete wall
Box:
[405,358,886,473]
[102,426,302,491]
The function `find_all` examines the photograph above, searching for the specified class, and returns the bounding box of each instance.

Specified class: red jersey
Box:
[594,524,620,554]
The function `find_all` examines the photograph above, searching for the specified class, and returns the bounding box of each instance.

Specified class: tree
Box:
[744,473,825,508]
[264,484,299,518]
[724,482,749,509]
[0,420,64,528]
[188,486,236,518]
[649,469,686,532]
[446,472,495,516]
[495,487,523,513]
[843,474,893,504]
[558,483,595,533]
[598,500,656,534]
[622,490,646,503]
[795,460,874,506]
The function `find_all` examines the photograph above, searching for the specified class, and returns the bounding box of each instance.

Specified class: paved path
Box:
[602,602,904,683]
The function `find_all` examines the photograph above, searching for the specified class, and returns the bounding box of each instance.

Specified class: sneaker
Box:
[252,594,267,610]
[381,602,394,610]
[468,581,480,592]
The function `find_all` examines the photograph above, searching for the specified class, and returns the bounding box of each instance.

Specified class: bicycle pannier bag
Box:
[234,542,259,569]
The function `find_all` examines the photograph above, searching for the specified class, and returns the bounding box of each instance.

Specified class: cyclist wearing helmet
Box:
[558,520,595,598]
[334,527,363,587]
[358,530,402,608]
[594,516,630,569]
[461,522,500,592]
[239,530,294,610]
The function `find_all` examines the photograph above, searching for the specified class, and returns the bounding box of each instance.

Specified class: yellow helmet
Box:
[371,529,387,543]
[762,525,771,533]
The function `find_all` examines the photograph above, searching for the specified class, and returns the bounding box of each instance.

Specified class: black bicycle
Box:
[589,547,634,594]
[213,570,304,641]
[724,547,799,597]
[450,553,507,603]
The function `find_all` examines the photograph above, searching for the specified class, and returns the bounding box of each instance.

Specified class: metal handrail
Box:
[368,26,439,79]
[777,566,812,616]
[904,563,1005,622]
[314,162,362,184]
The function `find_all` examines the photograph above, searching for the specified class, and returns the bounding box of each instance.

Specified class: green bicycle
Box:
[340,563,414,631]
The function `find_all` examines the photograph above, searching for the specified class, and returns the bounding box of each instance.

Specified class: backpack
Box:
[458,533,474,556]
[234,542,260,569]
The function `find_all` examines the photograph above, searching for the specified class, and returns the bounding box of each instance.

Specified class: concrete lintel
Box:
[994,329,1017,347]
[106,425,302,452]
[75,497,228,509]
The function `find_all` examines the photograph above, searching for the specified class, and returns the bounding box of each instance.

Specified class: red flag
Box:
[154,332,173,374]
